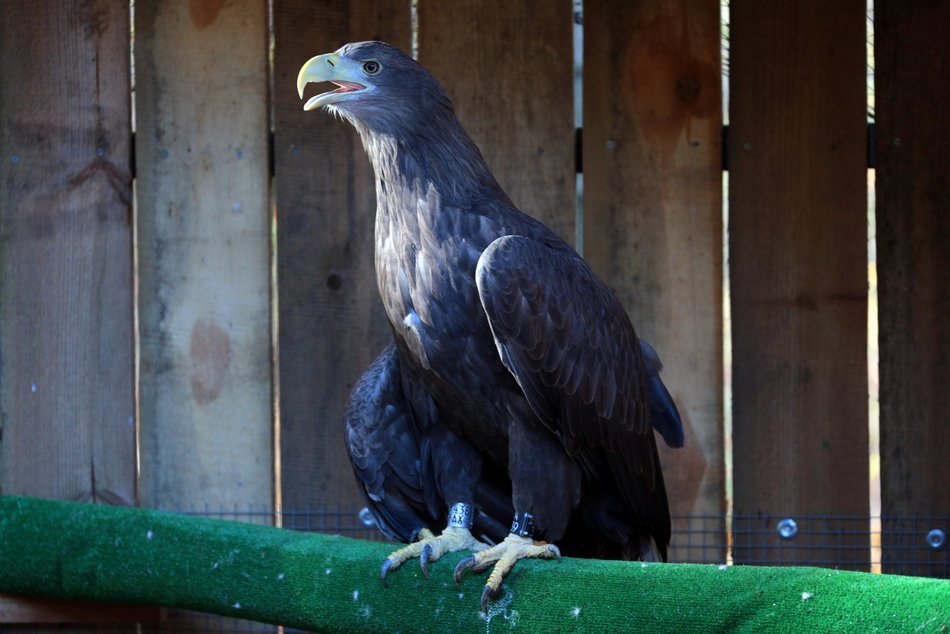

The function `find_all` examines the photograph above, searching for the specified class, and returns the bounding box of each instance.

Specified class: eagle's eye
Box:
[363,60,381,75]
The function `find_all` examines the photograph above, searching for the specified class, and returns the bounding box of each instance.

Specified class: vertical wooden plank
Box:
[0,1,137,627]
[584,0,724,562]
[0,1,135,504]
[135,1,272,513]
[417,0,575,244]
[273,1,410,521]
[876,0,950,577]
[729,1,868,567]
[136,3,273,629]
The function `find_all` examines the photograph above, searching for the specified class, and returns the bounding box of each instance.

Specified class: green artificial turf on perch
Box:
[0,496,947,633]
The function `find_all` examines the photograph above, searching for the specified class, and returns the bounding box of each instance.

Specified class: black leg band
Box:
[447,502,475,529]
[510,511,535,538]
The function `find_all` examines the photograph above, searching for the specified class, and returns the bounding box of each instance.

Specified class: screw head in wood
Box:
[777,518,798,540]
[926,529,946,550]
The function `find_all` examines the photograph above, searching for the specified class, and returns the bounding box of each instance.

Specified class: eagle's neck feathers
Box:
[355,107,510,215]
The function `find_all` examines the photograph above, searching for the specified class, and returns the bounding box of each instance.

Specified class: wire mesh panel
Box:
[669,514,729,564]
[161,507,949,578]
[881,516,950,578]
[285,507,945,578]
[731,515,872,570]
[281,506,380,541]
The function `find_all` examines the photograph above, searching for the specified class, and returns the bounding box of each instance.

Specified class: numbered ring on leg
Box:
[510,511,535,539]
[447,502,475,530]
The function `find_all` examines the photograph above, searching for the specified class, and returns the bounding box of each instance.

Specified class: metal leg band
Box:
[510,511,535,538]
[447,502,475,529]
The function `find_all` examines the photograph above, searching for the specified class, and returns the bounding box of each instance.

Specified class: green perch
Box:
[0,496,947,633]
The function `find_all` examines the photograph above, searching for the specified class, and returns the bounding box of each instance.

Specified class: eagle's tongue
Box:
[304,80,366,111]
[332,80,365,93]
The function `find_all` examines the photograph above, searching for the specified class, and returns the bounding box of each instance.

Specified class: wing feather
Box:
[475,235,653,479]
[344,344,435,541]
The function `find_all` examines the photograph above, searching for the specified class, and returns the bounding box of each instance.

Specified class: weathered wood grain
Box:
[584,0,725,562]
[418,0,576,244]
[0,0,135,505]
[0,2,136,628]
[729,0,869,567]
[875,0,950,577]
[135,0,273,513]
[273,1,410,519]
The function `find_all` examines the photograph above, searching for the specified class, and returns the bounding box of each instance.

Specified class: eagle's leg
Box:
[454,513,560,612]
[381,424,490,582]
[381,503,489,583]
[453,419,578,611]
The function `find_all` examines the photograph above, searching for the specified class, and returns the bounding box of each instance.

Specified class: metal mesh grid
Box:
[672,513,948,577]
[138,507,948,632]
[669,513,728,564]
[730,514,873,570]
[154,506,948,574]
[880,515,950,578]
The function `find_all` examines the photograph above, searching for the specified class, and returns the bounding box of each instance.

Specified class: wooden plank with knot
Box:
[583,0,725,562]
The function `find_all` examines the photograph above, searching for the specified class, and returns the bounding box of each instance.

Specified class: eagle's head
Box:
[297,41,452,135]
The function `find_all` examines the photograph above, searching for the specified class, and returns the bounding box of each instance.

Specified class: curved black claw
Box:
[480,584,498,614]
[380,558,395,587]
[454,555,476,584]
[420,543,432,577]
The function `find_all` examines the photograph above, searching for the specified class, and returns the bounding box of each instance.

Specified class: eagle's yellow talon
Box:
[454,554,476,583]
[380,526,486,585]
[456,533,561,610]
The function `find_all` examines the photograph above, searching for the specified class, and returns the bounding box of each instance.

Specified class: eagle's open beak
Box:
[297,53,368,111]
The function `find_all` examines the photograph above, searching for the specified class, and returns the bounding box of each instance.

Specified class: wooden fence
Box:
[1,1,948,626]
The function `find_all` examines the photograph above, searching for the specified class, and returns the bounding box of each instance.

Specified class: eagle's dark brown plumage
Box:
[298,41,683,610]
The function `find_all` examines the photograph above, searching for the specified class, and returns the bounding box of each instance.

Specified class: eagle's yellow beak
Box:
[297,53,369,111]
